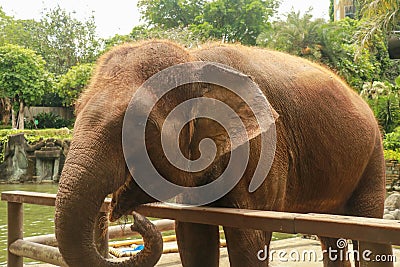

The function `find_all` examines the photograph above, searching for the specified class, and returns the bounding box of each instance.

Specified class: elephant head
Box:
[54,41,194,267]
[55,40,275,266]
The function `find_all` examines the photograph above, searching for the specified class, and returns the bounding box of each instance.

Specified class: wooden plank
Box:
[136,203,297,234]
[4,191,400,246]
[2,191,56,207]
[0,191,110,212]
[137,204,400,245]
[9,240,67,267]
[23,219,175,247]
[295,213,400,245]
[24,234,57,247]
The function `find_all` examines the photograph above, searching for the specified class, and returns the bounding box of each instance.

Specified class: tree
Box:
[196,0,278,45]
[35,7,101,75]
[257,9,325,60]
[0,44,52,129]
[318,18,396,90]
[137,0,279,45]
[357,0,399,49]
[329,0,334,22]
[0,6,101,76]
[56,63,94,107]
[138,0,205,28]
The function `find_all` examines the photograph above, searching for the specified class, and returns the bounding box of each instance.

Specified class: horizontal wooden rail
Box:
[136,204,400,245]
[9,219,176,267]
[3,191,400,246]
[1,190,111,212]
[24,219,175,246]
[9,240,67,266]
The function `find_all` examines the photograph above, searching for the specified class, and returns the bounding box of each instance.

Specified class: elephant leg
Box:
[319,237,351,267]
[223,227,271,267]
[345,148,394,267]
[175,221,220,267]
[358,242,394,267]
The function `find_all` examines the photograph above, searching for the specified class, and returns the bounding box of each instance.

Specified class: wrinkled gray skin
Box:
[55,40,392,267]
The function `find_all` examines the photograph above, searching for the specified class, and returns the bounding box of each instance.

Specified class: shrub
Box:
[384,127,400,151]
[361,80,400,134]
[384,150,400,161]
[25,112,74,129]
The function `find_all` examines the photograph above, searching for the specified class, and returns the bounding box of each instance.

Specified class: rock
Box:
[383,214,395,220]
[0,133,29,182]
[384,193,400,210]
[384,208,389,214]
[393,209,400,220]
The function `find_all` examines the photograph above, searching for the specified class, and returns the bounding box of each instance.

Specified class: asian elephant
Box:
[55,40,392,267]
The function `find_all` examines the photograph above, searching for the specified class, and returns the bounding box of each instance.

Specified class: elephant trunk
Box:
[55,130,163,267]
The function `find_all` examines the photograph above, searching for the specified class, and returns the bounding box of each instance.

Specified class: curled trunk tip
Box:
[130,212,163,267]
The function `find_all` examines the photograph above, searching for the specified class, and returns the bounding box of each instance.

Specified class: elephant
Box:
[55,40,393,267]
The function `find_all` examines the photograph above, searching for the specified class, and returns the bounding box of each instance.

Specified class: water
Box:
[0,184,59,265]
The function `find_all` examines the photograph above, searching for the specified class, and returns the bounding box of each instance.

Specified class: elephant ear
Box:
[190,62,278,160]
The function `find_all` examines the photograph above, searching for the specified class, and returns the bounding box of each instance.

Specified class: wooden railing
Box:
[3,191,400,266]
[1,191,174,267]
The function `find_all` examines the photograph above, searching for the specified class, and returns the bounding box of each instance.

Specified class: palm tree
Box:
[357,0,399,49]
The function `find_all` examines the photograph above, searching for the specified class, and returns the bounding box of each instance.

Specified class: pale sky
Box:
[0,0,330,38]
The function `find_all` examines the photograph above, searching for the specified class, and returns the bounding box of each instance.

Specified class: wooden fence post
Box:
[7,202,23,267]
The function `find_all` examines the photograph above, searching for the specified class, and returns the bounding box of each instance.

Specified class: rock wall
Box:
[0,133,70,183]
[386,160,400,189]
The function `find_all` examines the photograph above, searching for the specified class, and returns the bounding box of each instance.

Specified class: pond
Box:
[0,184,59,265]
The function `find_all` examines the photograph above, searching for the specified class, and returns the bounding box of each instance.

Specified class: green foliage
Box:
[195,0,278,45]
[25,112,74,129]
[138,0,205,28]
[34,7,101,75]
[0,128,72,141]
[361,80,400,134]
[356,0,399,50]
[0,44,51,107]
[136,0,279,45]
[329,0,334,22]
[56,63,94,107]
[384,127,400,150]
[257,9,325,60]
[384,150,400,161]
[0,6,101,76]
[257,11,398,92]
[318,18,392,90]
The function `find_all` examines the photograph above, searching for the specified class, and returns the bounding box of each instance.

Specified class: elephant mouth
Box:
[109,203,136,222]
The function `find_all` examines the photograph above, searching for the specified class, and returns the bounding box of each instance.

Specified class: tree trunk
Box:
[0,98,11,126]
[18,101,24,130]
[11,108,16,129]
